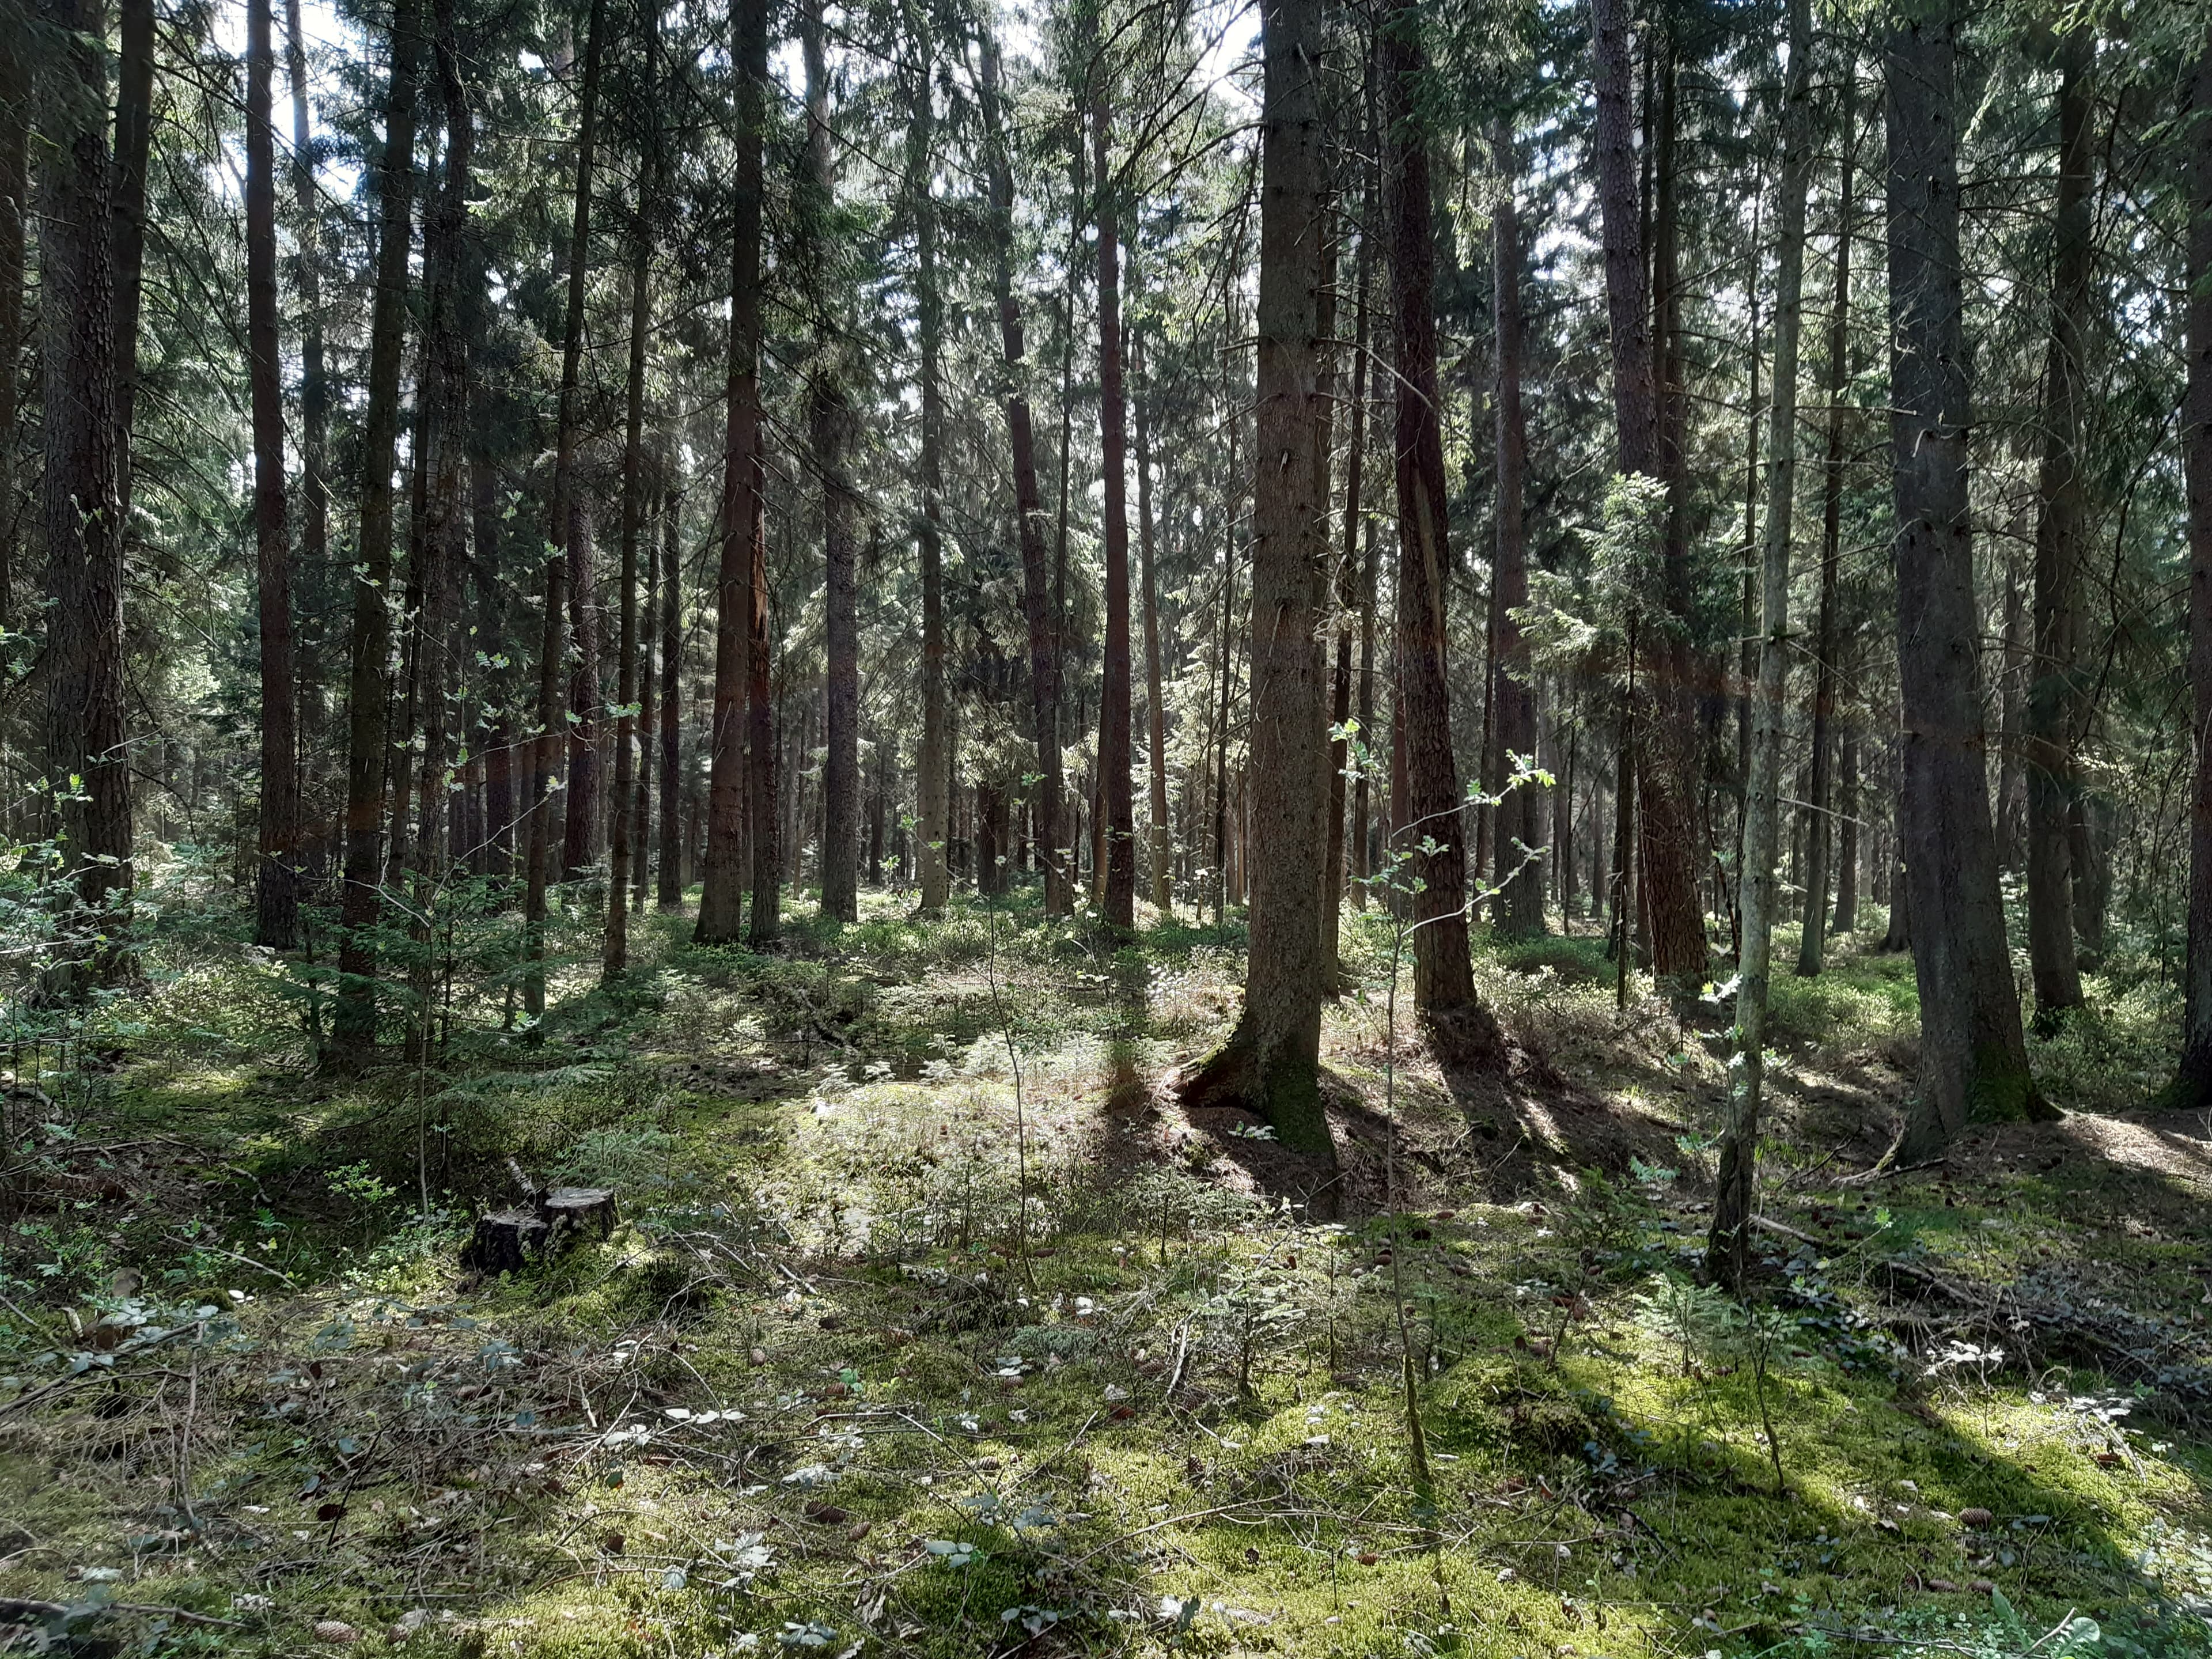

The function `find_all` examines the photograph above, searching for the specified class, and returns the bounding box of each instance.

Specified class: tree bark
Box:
[404,0,470,1058]
[975,32,1060,915]
[1134,329,1172,918]
[110,0,154,527]
[526,0,604,1011]
[248,0,300,949]
[2025,27,2093,1025]
[698,0,766,942]
[747,452,780,944]
[1796,63,1855,979]
[39,0,136,986]
[2183,45,2212,1107]
[1382,4,1498,1061]
[1709,0,1809,1289]
[334,0,425,1054]
[805,0,861,926]
[0,42,28,627]
[285,0,327,643]
[1491,124,1543,940]
[1592,0,1705,991]
[912,40,950,918]
[474,461,513,881]
[657,483,684,907]
[1833,733,1859,933]
[1327,134,1376,953]
[563,507,603,884]
[1093,67,1138,932]
[607,7,658,976]
[1177,0,1336,1157]
[634,487,658,915]
[1886,0,2047,1150]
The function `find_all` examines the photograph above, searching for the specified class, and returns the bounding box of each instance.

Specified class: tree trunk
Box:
[248,0,300,949]
[1327,135,1376,951]
[657,484,685,907]
[1709,0,1809,1289]
[1592,0,1705,991]
[1383,5,1498,1062]
[110,0,154,526]
[607,11,658,976]
[976,33,1060,915]
[1491,124,1543,940]
[1213,442,1237,926]
[1886,0,2047,1150]
[334,0,425,1053]
[1997,565,2027,868]
[1093,69,1138,933]
[285,0,327,646]
[2181,62,2212,1105]
[39,0,136,987]
[563,508,602,885]
[747,452,780,944]
[698,0,764,942]
[1832,733,1859,933]
[1354,418,1378,909]
[806,0,860,926]
[1877,742,1911,952]
[1176,0,1336,1158]
[634,487,658,915]
[0,41,28,626]
[905,56,952,919]
[526,0,604,1011]
[404,0,470,1058]
[1134,330,1172,918]
[2025,28,2093,1025]
[1796,63,1854,979]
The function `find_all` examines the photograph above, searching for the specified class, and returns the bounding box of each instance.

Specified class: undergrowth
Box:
[0,887,2207,1658]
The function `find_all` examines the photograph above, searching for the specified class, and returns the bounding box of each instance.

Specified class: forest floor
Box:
[3,878,2212,1659]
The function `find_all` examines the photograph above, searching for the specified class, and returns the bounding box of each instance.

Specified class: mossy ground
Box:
[2,880,2210,1658]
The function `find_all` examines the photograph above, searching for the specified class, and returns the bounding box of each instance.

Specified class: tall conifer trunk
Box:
[1133,331,1172,916]
[1886,0,2047,1149]
[1176,0,1335,1157]
[248,0,300,949]
[658,485,685,907]
[2176,26,2212,1107]
[1093,66,1138,931]
[1798,65,1856,979]
[1382,3,1498,1060]
[746,453,780,944]
[1590,0,1706,990]
[335,0,425,1054]
[1710,0,1809,1288]
[2026,29,2094,1024]
[912,32,950,916]
[1327,113,1376,955]
[699,0,767,941]
[607,9,660,975]
[0,44,21,628]
[111,0,154,525]
[404,0,471,1059]
[806,0,861,925]
[975,33,1060,914]
[39,0,135,987]
[1491,125,1543,940]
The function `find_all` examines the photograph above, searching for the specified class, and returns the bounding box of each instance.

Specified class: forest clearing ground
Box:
[0,889,2209,1657]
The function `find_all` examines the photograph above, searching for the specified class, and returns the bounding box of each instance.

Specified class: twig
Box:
[1834,1157,1946,1188]
[0,1596,240,1630]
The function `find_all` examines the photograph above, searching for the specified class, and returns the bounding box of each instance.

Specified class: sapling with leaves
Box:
[1337,722,1548,1491]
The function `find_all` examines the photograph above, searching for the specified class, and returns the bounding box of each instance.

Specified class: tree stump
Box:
[460,1176,618,1277]
[461,1209,548,1276]
[539,1186,618,1248]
